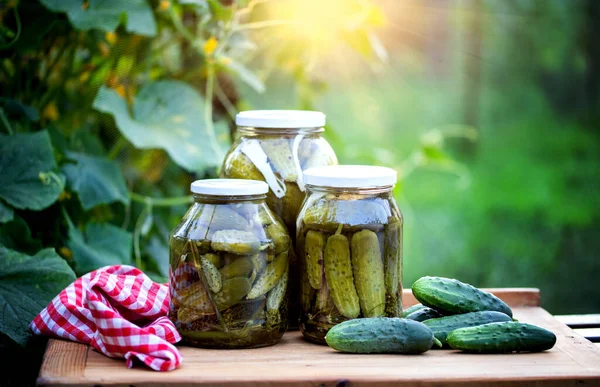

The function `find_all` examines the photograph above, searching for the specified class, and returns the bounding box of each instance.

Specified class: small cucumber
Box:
[305,230,325,290]
[447,321,556,353]
[412,276,513,317]
[405,307,444,322]
[324,231,360,318]
[351,230,386,317]
[325,317,439,354]
[247,250,288,299]
[423,311,513,347]
[200,256,222,293]
[212,277,252,311]
[402,303,426,317]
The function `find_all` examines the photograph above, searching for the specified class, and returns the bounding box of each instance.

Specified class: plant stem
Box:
[215,80,238,120]
[0,7,22,50]
[204,63,224,160]
[0,108,14,135]
[108,137,127,159]
[130,192,193,207]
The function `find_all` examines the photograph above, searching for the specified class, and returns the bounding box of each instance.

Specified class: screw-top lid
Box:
[190,179,269,195]
[236,110,326,128]
[303,165,397,188]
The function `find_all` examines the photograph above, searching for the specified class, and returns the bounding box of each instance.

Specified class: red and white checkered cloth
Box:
[29,264,182,371]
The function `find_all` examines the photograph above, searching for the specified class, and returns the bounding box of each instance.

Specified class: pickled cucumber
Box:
[200,256,222,293]
[305,230,325,290]
[213,277,252,311]
[324,229,360,318]
[219,257,254,280]
[265,221,290,255]
[247,250,289,299]
[249,252,267,274]
[303,199,389,231]
[267,268,288,312]
[222,150,265,181]
[280,182,305,227]
[211,230,261,255]
[301,266,316,312]
[384,220,402,316]
[260,139,298,182]
[203,253,222,269]
[351,230,386,317]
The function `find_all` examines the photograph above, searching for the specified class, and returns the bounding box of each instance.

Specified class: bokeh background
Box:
[244,0,600,315]
[1,1,599,384]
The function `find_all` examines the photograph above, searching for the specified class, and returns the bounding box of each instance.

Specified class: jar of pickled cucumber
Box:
[220,110,338,329]
[169,179,291,348]
[296,165,403,344]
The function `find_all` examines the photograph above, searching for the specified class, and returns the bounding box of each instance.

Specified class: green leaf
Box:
[40,0,157,37]
[66,216,133,276]
[0,98,39,122]
[0,131,64,211]
[93,82,228,171]
[223,60,265,94]
[0,201,13,224]
[144,236,169,278]
[0,245,76,346]
[62,152,128,210]
[0,216,43,255]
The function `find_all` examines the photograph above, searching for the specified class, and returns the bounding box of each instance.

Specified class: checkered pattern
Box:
[30,265,182,371]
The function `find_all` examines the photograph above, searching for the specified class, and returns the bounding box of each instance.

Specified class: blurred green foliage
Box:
[243,0,600,315]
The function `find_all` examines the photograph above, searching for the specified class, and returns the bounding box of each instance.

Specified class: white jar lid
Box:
[190,179,269,195]
[303,165,397,188]
[236,110,326,128]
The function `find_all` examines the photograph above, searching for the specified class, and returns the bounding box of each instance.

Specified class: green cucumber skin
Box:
[405,307,444,322]
[402,303,426,317]
[447,322,557,353]
[324,317,435,354]
[412,276,513,317]
[423,311,513,347]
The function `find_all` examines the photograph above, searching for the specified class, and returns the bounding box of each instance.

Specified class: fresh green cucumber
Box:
[324,317,440,354]
[402,303,426,317]
[447,321,556,353]
[423,311,513,347]
[412,276,513,317]
[405,307,444,322]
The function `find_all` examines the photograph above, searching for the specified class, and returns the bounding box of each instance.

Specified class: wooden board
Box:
[37,288,600,387]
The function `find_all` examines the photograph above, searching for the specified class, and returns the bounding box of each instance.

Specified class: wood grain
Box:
[38,288,600,387]
[37,339,89,386]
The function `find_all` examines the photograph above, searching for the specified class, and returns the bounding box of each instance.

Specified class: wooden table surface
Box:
[37,288,600,387]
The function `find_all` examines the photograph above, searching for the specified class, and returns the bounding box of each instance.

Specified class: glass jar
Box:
[220,110,338,329]
[168,179,291,348]
[296,165,404,344]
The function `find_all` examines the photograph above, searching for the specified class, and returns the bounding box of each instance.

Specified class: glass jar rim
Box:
[236,110,325,128]
[303,165,397,188]
[190,179,268,196]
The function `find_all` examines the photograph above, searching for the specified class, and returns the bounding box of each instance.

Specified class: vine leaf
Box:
[223,59,265,94]
[0,216,43,255]
[65,214,133,276]
[0,201,13,223]
[93,82,229,172]
[0,131,64,211]
[40,0,157,36]
[62,152,129,210]
[0,245,77,346]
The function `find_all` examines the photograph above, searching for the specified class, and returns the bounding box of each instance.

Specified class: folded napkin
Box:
[30,264,182,371]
